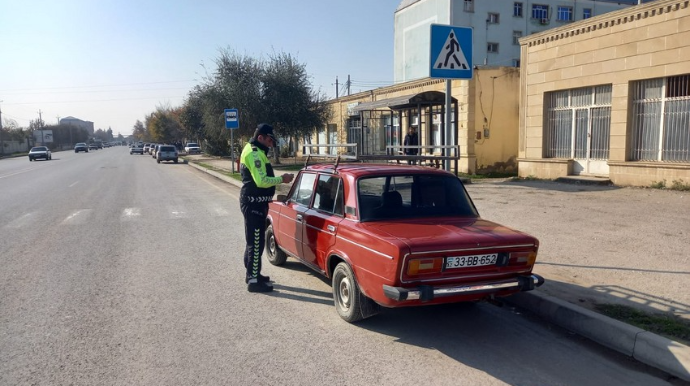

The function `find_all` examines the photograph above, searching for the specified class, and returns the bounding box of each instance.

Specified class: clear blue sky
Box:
[0,0,399,136]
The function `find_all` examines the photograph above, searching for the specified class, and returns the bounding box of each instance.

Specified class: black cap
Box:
[255,123,276,142]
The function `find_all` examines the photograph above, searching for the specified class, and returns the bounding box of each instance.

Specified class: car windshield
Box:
[31,147,47,151]
[187,143,198,147]
[76,143,86,146]
[357,174,478,221]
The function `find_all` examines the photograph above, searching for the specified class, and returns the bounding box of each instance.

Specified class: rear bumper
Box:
[383,274,545,302]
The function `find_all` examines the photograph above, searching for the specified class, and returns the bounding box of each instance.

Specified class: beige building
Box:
[314,66,520,175]
[518,0,690,186]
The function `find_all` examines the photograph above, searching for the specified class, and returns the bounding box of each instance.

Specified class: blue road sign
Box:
[224,109,239,129]
[429,24,473,79]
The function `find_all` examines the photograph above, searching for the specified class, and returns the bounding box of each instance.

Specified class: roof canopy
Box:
[352,91,456,112]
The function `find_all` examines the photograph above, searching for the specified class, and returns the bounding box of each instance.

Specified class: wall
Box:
[518,0,690,186]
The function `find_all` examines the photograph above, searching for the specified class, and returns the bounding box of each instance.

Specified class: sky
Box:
[0,0,400,136]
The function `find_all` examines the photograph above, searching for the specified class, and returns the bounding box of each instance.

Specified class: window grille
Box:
[514,2,523,17]
[347,117,362,151]
[513,31,523,45]
[630,75,690,162]
[557,6,573,21]
[532,4,548,19]
[488,13,499,24]
[544,86,612,159]
[487,43,499,53]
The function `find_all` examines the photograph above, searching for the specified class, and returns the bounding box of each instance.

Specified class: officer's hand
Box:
[281,173,294,184]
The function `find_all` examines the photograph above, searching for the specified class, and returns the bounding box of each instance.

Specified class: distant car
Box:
[143,143,151,154]
[184,143,200,154]
[266,163,544,322]
[28,146,52,161]
[88,143,98,150]
[74,143,89,153]
[130,145,144,155]
[151,144,160,158]
[156,145,178,163]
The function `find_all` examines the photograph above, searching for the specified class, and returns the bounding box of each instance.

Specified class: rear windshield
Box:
[357,174,478,221]
[186,143,198,147]
[31,147,47,151]
[160,146,175,151]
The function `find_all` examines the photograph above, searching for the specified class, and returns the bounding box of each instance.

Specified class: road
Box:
[0,148,681,385]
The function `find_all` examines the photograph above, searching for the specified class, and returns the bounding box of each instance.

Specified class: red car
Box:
[266,163,543,322]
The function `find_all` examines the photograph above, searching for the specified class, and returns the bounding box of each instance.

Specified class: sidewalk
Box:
[184,154,690,382]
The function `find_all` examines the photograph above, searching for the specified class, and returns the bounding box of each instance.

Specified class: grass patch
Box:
[650,179,690,191]
[457,171,518,180]
[595,304,690,345]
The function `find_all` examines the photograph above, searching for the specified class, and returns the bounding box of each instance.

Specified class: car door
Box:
[302,175,345,270]
[277,172,317,260]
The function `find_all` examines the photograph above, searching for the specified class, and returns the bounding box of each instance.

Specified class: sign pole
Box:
[224,108,240,174]
[231,128,235,174]
[445,79,452,172]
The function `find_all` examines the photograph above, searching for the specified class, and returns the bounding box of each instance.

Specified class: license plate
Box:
[445,254,498,269]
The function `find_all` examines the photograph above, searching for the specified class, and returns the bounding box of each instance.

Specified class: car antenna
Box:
[334,155,341,172]
[303,154,312,169]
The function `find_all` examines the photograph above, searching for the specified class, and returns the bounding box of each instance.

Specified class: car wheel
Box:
[48,156,52,160]
[157,159,160,163]
[29,158,33,161]
[174,159,178,164]
[332,262,378,323]
[265,224,287,266]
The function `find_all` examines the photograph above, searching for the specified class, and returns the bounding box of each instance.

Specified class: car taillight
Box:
[513,251,538,266]
[407,258,444,275]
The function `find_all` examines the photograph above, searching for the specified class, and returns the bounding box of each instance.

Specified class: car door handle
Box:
[296,215,303,221]
[327,225,336,232]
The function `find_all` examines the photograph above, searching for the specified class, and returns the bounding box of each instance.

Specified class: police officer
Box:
[240,123,294,292]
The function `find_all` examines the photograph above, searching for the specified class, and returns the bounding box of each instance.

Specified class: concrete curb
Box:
[186,160,690,382]
[507,291,690,381]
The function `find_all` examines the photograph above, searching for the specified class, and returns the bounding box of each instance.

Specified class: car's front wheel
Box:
[265,224,287,266]
[332,262,379,323]
[157,159,160,163]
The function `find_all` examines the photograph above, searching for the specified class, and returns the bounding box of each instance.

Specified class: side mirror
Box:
[276,194,288,202]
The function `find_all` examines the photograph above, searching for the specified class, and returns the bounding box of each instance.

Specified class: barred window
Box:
[557,6,573,21]
[544,86,612,159]
[630,75,690,162]
[514,2,523,17]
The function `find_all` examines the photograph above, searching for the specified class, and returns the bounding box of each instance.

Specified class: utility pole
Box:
[347,75,351,96]
[335,76,339,98]
[38,110,44,145]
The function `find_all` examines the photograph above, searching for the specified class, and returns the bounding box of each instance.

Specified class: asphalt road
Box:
[0,148,681,385]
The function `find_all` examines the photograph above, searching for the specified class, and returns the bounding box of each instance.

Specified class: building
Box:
[394,0,643,83]
[59,116,94,135]
[518,0,689,186]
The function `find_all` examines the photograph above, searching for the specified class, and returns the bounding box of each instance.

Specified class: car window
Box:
[313,175,343,215]
[31,147,47,151]
[160,146,175,151]
[358,174,477,221]
[187,143,198,147]
[289,172,316,206]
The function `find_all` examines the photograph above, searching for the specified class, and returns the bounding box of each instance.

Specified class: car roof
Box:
[303,163,454,179]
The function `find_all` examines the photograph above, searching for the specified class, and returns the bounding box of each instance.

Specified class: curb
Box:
[507,291,690,381]
[186,160,690,382]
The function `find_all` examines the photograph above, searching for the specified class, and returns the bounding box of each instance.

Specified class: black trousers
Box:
[240,202,268,283]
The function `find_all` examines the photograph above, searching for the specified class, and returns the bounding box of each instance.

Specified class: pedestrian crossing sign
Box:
[429,24,473,79]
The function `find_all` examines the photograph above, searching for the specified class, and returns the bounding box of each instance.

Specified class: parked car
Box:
[266,163,544,322]
[130,145,144,155]
[88,143,98,150]
[151,144,160,158]
[184,142,200,154]
[143,143,151,154]
[28,146,52,161]
[156,145,178,163]
[74,143,89,153]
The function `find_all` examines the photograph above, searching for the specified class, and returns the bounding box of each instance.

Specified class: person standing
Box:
[240,123,294,293]
[403,126,419,165]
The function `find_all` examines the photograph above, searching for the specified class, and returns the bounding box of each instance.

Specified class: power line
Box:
[0,80,197,93]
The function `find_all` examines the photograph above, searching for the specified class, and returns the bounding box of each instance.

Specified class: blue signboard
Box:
[224,109,239,129]
[429,24,473,79]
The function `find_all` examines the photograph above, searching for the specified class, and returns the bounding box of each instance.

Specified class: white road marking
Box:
[0,167,37,179]
[61,209,92,225]
[69,181,80,188]
[121,207,141,220]
[169,207,188,219]
[5,213,35,228]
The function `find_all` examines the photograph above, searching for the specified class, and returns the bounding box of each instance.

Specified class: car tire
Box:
[265,224,288,266]
[174,159,178,164]
[157,159,160,164]
[332,262,379,323]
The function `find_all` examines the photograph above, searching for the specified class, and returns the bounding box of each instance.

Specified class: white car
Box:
[184,143,200,154]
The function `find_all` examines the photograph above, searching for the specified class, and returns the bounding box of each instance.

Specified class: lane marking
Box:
[61,209,92,225]
[5,213,35,228]
[0,167,37,179]
[69,181,80,188]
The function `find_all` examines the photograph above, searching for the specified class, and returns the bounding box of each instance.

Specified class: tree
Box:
[262,52,332,162]
[132,120,146,141]
[146,107,182,144]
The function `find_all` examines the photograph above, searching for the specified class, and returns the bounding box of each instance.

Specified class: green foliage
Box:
[145,106,183,144]
[670,179,690,191]
[595,304,690,344]
[650,179,666,189]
